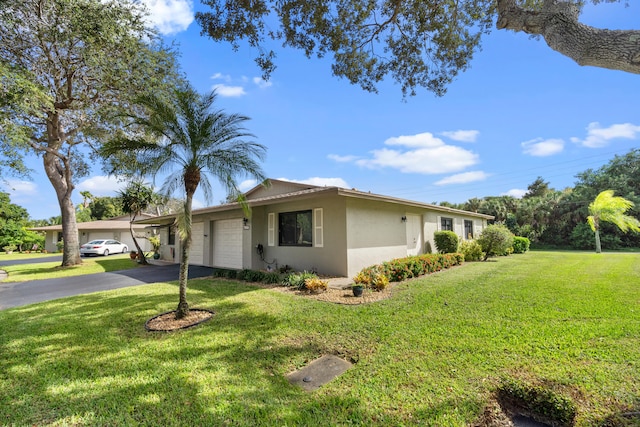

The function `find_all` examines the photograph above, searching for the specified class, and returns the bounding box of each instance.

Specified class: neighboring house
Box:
[138,180,493,278]
[29,214,156,253]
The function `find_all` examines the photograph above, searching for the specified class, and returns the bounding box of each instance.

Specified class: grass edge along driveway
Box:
[0,251,638,426]
[0,253,138,282]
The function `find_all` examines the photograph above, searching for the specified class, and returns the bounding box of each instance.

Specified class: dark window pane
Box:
[279,210,312,246]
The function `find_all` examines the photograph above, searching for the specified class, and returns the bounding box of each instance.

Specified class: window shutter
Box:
[267,213,275,246]
[314,208,323,247]
[437,216,441,231]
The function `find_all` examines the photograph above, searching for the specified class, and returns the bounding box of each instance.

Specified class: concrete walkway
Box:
[326,277,353,290]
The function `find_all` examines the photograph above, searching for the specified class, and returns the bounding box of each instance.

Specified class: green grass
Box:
[0,252,639,426]
[1,254,139,282]
[0,251,61,261]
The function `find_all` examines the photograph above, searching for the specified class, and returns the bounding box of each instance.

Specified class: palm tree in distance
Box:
[102,85,266,319]
[118,180,158,265]
[587,190,640,253]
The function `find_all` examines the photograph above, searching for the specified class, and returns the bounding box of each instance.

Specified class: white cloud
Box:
[212,84,246,97]
[211,73,232,82]
[238,179,258,192]
[571,122,640,148]
[521,138,564,157]
[252,77,273,89]
[3,180,38,195]
[440,130,479,143]
[76,176,127,196]
[384,132,444,148]
[328,154,359,163]
[435,171,490,186]
[502,189,527,198]
[356,132,479,174]
[139,0,193,35]
[279,177,350,189]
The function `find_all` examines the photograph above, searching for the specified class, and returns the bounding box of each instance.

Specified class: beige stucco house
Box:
[30,214,155,253]
[140,180,493,278]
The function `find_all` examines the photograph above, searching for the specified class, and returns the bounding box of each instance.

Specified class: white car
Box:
[80,239,128,257]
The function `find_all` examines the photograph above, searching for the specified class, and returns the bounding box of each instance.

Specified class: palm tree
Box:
[102,85,266,318]
[118,180,157,265]
[587,190,640,253]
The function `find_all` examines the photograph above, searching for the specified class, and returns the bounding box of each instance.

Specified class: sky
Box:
[3,1,640,220]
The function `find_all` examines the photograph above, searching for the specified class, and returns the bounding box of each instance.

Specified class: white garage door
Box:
[190,222,204,265]
[213,219,243,269]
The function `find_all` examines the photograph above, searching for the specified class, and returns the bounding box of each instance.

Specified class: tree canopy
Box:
[0,192,44,252]
[196,0,636,96]
[0,0,181,266]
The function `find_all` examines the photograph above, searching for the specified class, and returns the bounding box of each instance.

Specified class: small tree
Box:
[477,224,514,261]
[587,190,640,253]
[118,181,158,265]
[101,85,266,319]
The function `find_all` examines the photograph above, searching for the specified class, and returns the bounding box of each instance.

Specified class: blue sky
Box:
[4,1,639,220]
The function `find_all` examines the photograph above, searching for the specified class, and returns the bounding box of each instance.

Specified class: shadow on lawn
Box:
[0,278,385,425]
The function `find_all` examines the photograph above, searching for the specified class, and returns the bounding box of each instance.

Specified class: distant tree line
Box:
[440,148,640,250]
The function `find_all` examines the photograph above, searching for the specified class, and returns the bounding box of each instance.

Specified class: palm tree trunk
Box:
[175,190,194,319]
[594,228,601,253]
[130,217,148,265]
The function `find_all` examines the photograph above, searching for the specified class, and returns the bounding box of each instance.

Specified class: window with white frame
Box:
[441,217,453,231]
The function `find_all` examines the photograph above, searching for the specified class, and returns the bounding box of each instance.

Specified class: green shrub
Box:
[380,253,463,282]
[512,236,530,254]
[261,272,281,284]
[459,240,483,261]
[223,269,237,279]
[3,244,17,253]
[570,222,621,250]
[497,378,576,426]
[433,231,459,253]
[247,270,267,282]
[477,224,514,261]
[235,269,250,281]
[282,271,318,290]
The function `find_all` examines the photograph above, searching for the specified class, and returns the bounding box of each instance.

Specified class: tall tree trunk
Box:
[43,112,82,267]
[594,228,601,254]
[175,190,194,319]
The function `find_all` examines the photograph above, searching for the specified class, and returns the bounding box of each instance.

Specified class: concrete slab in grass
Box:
[287,355,353,391]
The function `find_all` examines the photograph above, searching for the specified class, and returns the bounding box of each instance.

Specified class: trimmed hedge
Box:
[513,236,531,254]
[434,231,459,253]
[354,253,464,285]
[211,268,281,284]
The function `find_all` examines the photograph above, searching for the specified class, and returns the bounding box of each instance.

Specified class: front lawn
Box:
[0,252,638,426]
[0,251,61,261]
[0,254,139,282]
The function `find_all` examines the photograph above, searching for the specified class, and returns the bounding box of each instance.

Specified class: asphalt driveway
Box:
[0,263,214,310]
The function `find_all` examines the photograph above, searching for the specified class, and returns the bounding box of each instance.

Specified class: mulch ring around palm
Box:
[145,308,215,332]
